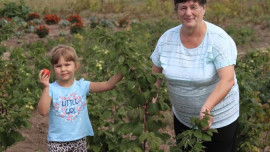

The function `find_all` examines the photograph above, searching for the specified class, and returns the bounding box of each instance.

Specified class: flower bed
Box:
[36,25,49,38]
[68,14,83,34]
[70,22,83,34]
[68,14,82,24]
[27,13,40,21]
[43,14,60,25]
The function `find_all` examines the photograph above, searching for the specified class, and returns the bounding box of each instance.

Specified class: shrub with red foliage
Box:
[117,17,130,28]
[67,14,83,34]
[43,14,60,25]
[70,22,83,34]
[27,13,40,21]
[36,25,49,38]
[68,14,82,24]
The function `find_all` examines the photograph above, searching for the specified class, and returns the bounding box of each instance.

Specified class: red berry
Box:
[42,69,50,76]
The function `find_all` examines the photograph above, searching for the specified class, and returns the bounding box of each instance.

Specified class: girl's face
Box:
[177,1,206,29]
[53,56,77,85]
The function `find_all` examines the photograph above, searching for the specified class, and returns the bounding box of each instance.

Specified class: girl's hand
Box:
[200,105,213,130]
[39,70,50,88]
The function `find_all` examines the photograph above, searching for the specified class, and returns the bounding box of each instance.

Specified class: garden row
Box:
[0,12,130,39]
[1,18,269,151]
[0,0,265,46]
[26,13,84,37]
[0,0,130,41]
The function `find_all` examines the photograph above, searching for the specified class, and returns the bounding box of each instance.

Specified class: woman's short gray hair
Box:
[174,0,207,10]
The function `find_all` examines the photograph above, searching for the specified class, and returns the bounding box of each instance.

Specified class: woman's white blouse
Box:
[151,21,239,128]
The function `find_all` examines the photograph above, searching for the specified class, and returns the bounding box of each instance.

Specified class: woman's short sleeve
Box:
[150,41,162,67]
[212,36,237,69]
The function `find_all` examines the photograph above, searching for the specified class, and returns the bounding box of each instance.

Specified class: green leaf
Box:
[121,65,128,75]
[138,132,148,142]
[193,130,202,138]
[158,102,170,111]
[10,130,24,142]
[91,145,101,152]
[127,109,139,120]
[147,102,159,115]
[146,74,156,84]
[118,123,133,134]
[117,107,127,116]
[132,122,143,136]
[114,65,121,74]
[127,81,136,90]
[132,147,143,152]
[202,133,212,141]
[194,143,203,152]
[100,111,112,120]
[146,118,164,132]
[143,91,150,101]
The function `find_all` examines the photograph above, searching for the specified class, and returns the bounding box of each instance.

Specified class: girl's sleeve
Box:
[49,84,52,97]
[79,79,90,95]
[150,40,162,68]
[212,36,237,70]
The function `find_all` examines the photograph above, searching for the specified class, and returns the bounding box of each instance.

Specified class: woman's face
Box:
[176,1,206,29]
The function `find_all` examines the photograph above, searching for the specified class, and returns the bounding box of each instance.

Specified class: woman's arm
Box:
[203,65,235,111]
[152,64,163,89]
[37,70,52,116]
[152,64,163,103]
[201,65,235,127]
[90,72,123,93]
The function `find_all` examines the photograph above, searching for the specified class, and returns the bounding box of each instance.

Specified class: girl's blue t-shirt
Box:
[151,21,240,128]
[48,79,94,142]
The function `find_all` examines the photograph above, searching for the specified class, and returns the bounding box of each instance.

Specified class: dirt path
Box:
[4,109,174,152]
[237,25,270,56]
[4,110,49,152]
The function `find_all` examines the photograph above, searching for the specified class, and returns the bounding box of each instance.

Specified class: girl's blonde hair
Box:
[50,45,78,65]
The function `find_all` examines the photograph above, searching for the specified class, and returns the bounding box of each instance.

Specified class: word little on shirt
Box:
[53,93,87,121]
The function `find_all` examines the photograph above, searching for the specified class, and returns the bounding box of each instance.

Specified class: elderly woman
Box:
[151,0,239,151]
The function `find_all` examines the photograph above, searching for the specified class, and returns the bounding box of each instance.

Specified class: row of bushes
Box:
[0,0,131,40]
[0,0,261,45]
[0,14,84,38]
[1,18,269,151]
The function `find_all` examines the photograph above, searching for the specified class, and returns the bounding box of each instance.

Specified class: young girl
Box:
[38,45,123,152]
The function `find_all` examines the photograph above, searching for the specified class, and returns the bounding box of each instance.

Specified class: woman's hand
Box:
[200,105,213,130]
[201,66,235,130]
[39,70,50,88]
[152,94,159,103]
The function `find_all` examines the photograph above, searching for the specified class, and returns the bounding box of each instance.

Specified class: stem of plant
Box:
[143,102,148,151]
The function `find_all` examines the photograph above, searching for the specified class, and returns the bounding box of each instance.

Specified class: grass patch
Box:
[225,26,257,45]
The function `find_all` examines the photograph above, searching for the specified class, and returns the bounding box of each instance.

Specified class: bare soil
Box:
[4,109,174,152]
[2,19,270,152]
[4,110,48,152]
